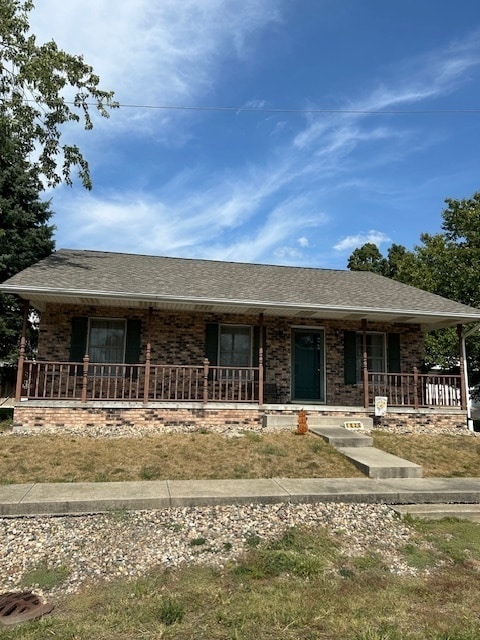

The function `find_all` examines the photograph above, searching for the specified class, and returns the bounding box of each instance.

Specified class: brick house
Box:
[2,249,480,433]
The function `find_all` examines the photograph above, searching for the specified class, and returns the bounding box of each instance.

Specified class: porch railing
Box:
[16,358,464,409]
[17,358,261,404]
[368,370,463,409]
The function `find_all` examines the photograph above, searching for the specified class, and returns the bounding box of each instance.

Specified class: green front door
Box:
[292,329,325,402]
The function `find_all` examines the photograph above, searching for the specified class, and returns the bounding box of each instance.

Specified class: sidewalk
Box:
[1,477,480,517]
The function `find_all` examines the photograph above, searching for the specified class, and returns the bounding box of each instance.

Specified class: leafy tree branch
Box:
[0,0,118,189]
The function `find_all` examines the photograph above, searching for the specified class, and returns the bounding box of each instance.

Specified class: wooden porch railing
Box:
[17,358,262,404]
[367,369,463,409]
[16,358,464,410]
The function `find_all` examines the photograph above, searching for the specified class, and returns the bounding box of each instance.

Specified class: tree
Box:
[346,242,416,280]
[0,0,117,189]
[412,195,480,308]
[346,243,387,274]
[0,118,55,362]
[0,0,116,363]
[346,193,480,379]
[411,195,480,377]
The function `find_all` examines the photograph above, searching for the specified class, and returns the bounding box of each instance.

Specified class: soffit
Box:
[23,291,475,331]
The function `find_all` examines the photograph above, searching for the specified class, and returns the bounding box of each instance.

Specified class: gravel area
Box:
[1,502,415,602]
[8,422,475,438]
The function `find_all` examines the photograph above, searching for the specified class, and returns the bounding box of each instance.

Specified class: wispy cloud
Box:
[294,30,480,152]
[54,183,327,264]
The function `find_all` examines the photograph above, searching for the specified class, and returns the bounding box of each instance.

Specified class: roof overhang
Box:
[5,285,480,332]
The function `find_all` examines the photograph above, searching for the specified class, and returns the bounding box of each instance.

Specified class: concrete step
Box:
[264,413,373,430]
[392,503,480,522]
[309,425,373,448]
[338,446,423,480]
[309,415,374,430]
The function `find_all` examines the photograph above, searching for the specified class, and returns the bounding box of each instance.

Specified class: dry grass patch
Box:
[372,432,480,477]
[0,431,363,484]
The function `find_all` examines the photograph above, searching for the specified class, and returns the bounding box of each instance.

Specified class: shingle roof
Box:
[2,249,480,329]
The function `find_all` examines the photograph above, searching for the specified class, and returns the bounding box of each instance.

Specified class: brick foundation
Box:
[12,403,469,436]
[13,404,265,435]
[372,412,469,434]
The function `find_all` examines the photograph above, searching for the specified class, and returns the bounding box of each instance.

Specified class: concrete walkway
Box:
[309,425,422,479]
[1,477,480,517]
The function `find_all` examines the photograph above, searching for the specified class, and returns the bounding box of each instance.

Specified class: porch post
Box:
[143,307,152,403]
[14,299,29,401]
[413,366,419,410]
[457,324,467,411]
[361,319,369,409]
[203,358,209,405]
[81,355,90,403]
[258,312,264,405]
[258,348,264,405]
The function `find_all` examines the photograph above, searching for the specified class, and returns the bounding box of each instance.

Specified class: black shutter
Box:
[205,323,219,365]
[387,333,401,373]
[344,331,357,385]
[125,319,142,364]
[69,317,88,362]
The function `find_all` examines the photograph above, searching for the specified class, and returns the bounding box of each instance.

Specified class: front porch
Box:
[9,298,471,435]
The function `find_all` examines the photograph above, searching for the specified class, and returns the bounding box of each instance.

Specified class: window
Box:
[87,319,126,364]
[219,325,252,368]
[69,317,141,374]
[356,332,386,379]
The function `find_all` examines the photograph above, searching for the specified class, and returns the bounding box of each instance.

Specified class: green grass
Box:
[2,518,480,639]
[22,561,70,591]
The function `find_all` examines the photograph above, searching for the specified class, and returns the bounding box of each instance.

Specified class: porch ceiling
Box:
[18,290,478,331]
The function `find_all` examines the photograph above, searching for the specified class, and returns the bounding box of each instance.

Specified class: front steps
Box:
[264,412,422,479]
[392,503,480,522]
[264,413,374,431]
[309,425,373,448]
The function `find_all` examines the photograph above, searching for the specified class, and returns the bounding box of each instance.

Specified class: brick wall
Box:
[14,405,265,434]
[373,413,468,433]
[36,304,425,407]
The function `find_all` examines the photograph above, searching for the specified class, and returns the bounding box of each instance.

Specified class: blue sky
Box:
[30,0,480,269]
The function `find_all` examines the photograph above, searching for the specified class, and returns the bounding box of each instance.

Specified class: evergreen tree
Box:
[0,119,54,362]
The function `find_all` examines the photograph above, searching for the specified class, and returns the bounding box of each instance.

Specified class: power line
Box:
[57,100,479,115]
[21,98,480,115]
[113,103,480,115]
